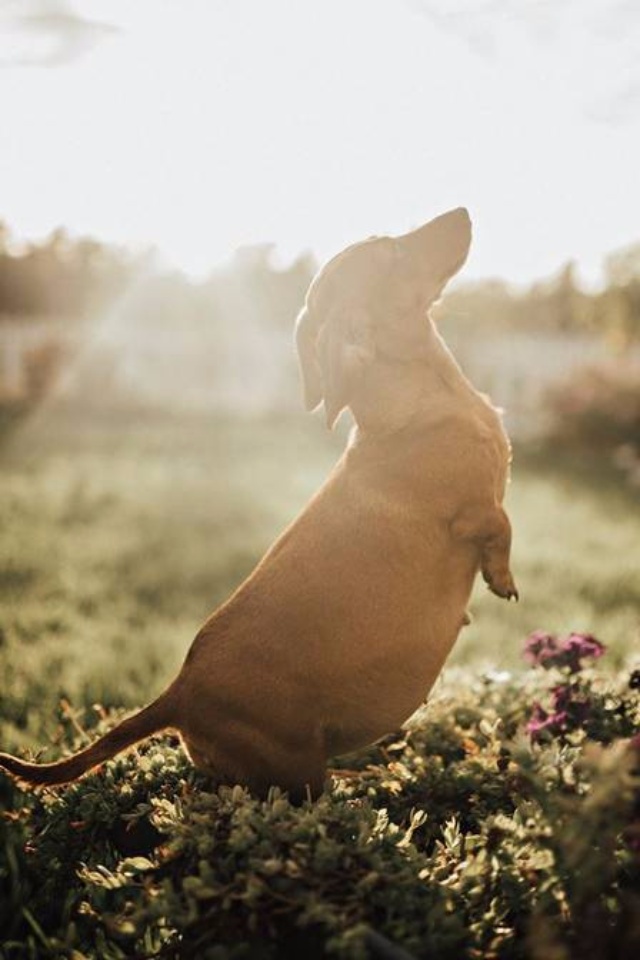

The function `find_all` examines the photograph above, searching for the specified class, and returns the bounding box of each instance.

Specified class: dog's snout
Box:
[394,207,472,286]
[447,206,471,226]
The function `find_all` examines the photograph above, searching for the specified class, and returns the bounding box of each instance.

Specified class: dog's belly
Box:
[322,622,461,757]
[183,511,479,783]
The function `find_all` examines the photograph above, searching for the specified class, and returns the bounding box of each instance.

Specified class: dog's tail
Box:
[0,688,177,788]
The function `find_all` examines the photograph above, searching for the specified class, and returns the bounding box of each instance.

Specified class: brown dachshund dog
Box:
[0,208,517,800]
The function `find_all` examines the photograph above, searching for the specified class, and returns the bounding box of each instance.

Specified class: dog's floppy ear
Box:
[295,305,323,412]
[295,241,381,427]
[316,310,375,428]
[295,303,375,428]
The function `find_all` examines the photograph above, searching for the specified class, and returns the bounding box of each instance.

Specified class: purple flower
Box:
[551,684,590,724]
[523,631,606,673]
[523,631,560,668]
[526,685,591,742]
[525,702,568,740]
[557,633,606,672]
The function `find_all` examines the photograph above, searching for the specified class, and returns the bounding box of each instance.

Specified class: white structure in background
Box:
[445,328,610,439]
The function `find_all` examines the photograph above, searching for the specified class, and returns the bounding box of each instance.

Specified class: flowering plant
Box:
[523,630,606,742]
[523,630,605,673]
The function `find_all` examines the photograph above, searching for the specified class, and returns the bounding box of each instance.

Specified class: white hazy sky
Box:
[1,0,639,285]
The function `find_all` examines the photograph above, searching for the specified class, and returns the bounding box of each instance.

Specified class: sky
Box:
[0,0,639,286]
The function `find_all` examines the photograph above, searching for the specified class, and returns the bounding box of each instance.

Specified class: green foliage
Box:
[1,670,639,959]
[439,250,640,344]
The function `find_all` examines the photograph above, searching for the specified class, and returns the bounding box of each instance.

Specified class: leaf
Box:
[121,856,156,872]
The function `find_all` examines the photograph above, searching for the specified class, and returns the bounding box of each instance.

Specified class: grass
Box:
[0,409,341,753]
[457,446,640,671]
[0,408,638,757]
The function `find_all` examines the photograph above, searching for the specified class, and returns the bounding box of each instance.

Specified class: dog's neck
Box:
[348,315,483,436]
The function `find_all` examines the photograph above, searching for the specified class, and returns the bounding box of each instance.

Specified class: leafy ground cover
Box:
[1,648,639,958]
[1,411,639,957]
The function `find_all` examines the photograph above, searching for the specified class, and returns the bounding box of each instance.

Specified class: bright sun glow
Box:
[1,0,639,284]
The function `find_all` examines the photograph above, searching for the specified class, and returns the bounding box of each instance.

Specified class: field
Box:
[1,409,639,957]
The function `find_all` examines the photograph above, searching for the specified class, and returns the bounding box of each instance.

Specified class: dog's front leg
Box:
[451,504,518,601]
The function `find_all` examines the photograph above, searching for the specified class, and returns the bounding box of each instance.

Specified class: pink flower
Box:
[551,684,590,723]
[523,631,605,673]
[525,702,568,740]
[523,631,559,667]
[526,686,591,742]
[558,634,606,672]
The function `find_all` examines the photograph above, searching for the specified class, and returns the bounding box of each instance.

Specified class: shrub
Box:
[23,340,67,403]
[0,337,68,441]
[543,359,640,459]
[0,645,639,959]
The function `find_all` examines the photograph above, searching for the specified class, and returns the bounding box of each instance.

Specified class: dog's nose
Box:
[447,206,471,224]
[397,207,470,246]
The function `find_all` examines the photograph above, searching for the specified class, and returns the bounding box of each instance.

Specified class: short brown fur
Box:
[0,208,517,800]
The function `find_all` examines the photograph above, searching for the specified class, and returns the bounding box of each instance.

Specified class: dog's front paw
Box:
[482,565,519,602]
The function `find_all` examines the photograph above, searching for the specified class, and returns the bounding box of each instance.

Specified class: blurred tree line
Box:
[0,223,135,318]
[0,225,316,421]
[442,248,640,351]
[1,219,639,350]
[0,221,638,432]
[0,223,314,333]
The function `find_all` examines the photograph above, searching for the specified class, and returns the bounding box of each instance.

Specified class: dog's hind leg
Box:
[452,504,518,601]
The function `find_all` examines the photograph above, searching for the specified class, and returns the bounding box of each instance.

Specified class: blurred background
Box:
[0,0,638,752]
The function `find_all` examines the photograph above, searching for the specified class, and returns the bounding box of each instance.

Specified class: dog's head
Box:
[296,207,471,427]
